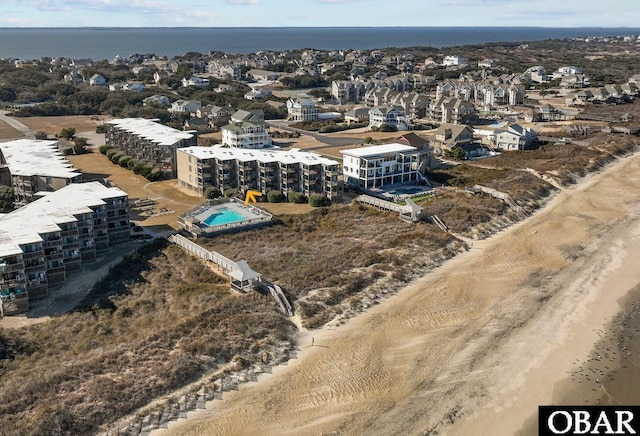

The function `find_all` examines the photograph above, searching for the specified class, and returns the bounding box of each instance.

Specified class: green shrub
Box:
[109,152,124,163]
[287,191,306,203]
[99,145,113,155]
[267,190,285,203]
[133,161,146,174]
[117,155,132,167]
[309,194,331,207]
[105,148,120,159]
[379,123,398,132]
[318,124,341,133]
[95,124,107,134]
[224,188,239,198]
[146,168,162,181]
[127,158,139,170]
[139,165,153,178]
[204,186,221,199]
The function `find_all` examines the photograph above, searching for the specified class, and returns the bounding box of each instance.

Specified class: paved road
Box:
[0,110,36,138]
[268,120,364,148]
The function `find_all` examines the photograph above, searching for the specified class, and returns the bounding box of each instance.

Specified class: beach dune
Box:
[157,151,640,436]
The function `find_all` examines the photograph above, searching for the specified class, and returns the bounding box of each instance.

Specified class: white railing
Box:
[169,234,293,317]
[168,234,238,274]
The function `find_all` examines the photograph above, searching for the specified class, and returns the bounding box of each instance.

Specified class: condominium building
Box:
[0,139,82,207]
[340,143,426,189]
[176,146,339,199]
[105,118,198,178]
[0,182,130,316]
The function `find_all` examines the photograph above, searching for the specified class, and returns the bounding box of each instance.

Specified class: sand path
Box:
[157,151,640,436]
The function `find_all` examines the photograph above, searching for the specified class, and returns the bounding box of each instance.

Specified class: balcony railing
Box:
[22,250,43,260]
[0,262,24,273]
[46,264,65,273]
[24,264,45,274]
[26,278,46,288]
[42,239,62,249]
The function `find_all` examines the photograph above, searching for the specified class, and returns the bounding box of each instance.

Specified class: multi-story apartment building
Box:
[207,59,242,81]
[221,110,272,149]
[340,143,426,189]
[0,139,82,207]
[427,96,478,125]
[0,182,129,316]
[176,146,339,200]
[105,118,198,178]
[331,80,368,104]
[286,97,320,122]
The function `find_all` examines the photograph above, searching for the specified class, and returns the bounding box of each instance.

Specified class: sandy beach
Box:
[152,149,640,436]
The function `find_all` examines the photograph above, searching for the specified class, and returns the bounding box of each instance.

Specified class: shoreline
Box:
[154,150,640,435]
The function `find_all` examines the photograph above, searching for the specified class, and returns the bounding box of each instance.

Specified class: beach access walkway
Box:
[168,234,293,317]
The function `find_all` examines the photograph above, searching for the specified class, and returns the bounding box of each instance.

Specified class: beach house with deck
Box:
[340,143,426,189]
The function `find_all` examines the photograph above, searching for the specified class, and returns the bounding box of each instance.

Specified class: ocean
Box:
[0,27,639,61]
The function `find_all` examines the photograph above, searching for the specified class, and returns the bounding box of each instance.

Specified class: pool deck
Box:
[367,183,434,201]
[194,202,264,223]
[178,199,273,238]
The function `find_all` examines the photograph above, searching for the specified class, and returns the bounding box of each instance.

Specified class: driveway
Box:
[0,110,36,137]
[268,120,364,148]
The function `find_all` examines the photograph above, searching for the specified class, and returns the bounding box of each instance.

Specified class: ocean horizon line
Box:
[2,25,639,30]
[2,26,639,60]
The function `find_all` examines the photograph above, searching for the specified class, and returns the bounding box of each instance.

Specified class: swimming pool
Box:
[387,187,427,196]
[202,208,246,226]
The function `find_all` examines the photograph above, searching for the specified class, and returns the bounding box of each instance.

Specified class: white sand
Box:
[155,151,640,436]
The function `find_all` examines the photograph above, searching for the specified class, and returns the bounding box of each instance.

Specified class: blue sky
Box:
[1,0,638,28]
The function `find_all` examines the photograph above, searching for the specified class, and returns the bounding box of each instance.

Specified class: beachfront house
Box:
[494,124,536,151]
[340,143,426,189]
[427,123,476,155]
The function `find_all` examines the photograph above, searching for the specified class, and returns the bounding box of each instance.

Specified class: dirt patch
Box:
[9,115,102,136]
[67,150,203,230]
[0,119,22,140]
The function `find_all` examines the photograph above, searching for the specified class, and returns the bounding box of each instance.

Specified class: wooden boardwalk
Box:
[168,234,293,316]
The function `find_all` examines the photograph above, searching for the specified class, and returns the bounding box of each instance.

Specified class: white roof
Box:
[0,182,127,258]
[0,139,81,179]
[106,118,195,147]
[339,143,417,158]
[178,146,339,167]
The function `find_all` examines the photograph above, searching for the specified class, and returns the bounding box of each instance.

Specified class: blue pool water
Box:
[388,187,428,196]
[202,208,246,226]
